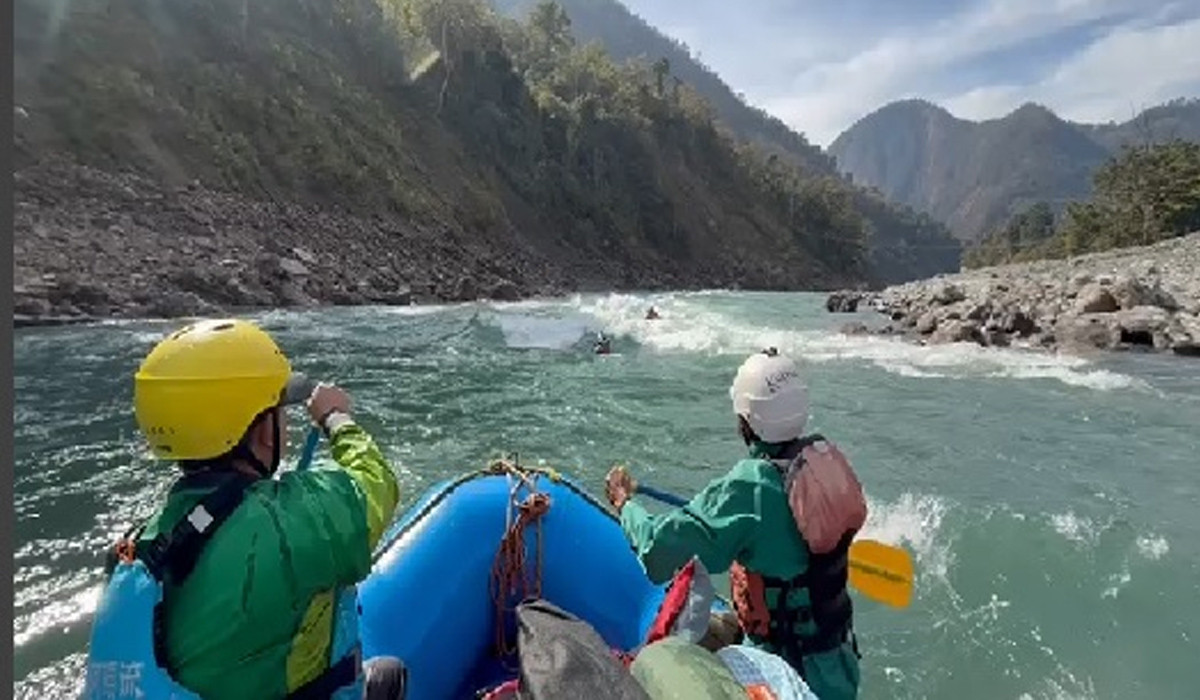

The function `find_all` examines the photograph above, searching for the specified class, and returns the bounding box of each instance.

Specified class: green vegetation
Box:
[963,140,1200,268]
[15,0,958,285]
[492,0,838,177]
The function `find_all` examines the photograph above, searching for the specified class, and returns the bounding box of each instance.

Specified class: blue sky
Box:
[621,0,1200,146]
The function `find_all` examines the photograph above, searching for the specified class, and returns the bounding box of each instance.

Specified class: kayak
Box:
[358,461,717,699]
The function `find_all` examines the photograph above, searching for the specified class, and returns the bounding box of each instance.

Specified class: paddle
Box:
[294,375,323,472]
[633,483,914,609]
[296,426,321,471]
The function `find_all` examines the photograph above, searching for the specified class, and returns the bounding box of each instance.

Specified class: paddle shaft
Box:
[297,426,321,471]
[636,484,687,507]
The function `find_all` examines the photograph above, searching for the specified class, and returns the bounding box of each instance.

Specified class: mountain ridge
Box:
[829,97,1200,242]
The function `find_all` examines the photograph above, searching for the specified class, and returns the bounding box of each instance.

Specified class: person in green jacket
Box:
[109,318,404,699]
[605,348,863,700]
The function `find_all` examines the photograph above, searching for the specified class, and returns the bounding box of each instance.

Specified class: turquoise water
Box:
[13,291,1200,699]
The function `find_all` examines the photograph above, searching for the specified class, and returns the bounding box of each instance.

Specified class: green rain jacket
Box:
[136,420,401,700]
[619,456,861,700]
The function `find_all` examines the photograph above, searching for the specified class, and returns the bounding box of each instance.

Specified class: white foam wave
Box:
[375,302,465,316]
[1135,534,1170,560]
[563,293,1147,392]
[860,491,951,581]
[13,577,102,648]
[1049,511,1100,545]
[492,313,593,350]
[1017,667,1099,700]
[1101,568,1132,600]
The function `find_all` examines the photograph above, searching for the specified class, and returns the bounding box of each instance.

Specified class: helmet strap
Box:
[235,409,282,479]
[269,410,282,475]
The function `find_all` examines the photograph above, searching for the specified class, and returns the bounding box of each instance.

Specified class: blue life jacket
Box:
[83,472,364,700]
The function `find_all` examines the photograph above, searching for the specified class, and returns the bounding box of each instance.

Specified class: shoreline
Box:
[826,233,1200,359]
[13,157,853,327]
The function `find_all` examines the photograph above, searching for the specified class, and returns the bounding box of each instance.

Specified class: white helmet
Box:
[729,348,809,443]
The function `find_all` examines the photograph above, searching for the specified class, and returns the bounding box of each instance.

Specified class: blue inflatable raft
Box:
[357,462,717,700]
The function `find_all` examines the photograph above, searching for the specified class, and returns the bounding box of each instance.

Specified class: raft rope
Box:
[487,456,553,659]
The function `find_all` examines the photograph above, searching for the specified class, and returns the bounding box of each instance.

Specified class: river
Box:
[13,291,1199,699]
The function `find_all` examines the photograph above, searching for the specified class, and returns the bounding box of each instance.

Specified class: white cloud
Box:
[660,0,1182,146]
[943,16,1200,123]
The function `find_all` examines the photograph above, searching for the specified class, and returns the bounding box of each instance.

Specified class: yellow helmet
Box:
[134,319,311,461]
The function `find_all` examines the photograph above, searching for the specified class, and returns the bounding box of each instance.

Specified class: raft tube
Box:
[357,467,715,700]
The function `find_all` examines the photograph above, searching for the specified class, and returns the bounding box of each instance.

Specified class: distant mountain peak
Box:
[828,98,1200,242]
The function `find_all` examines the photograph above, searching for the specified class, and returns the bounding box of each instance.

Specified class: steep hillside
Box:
[492,0,837,177]
[829,100,1124,242]
[15,0,889,321]
[492,0,963,282]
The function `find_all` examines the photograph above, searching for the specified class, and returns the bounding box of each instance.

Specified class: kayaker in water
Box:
[594,332,613,354]
[85,319,405,700]
[604,348,867,700]
[645,307,661,320]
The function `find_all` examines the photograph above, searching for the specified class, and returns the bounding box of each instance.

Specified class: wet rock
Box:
[278,281,316,307]
[143,291,218,318]
[929,319,983,345]
[488,279,522,302]
[826,290,862,313]
[1057,314,1115,351]
[329,288,367,306]
[14,295,53,317]
[983,329,1011,347]
[867,232,1200,358]
[839,322,870,336]
[378,286,413,306]
[1000,309,1038,337]
[452,277,479,302]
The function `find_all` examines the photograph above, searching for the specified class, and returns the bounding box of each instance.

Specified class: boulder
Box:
[277,280,317,307]
[1112,306,1172,349]
[825,290,861,313]
[1056,314,1116,351]
[1074,284,1119,314]
[452,277,479,302]
[1000,309,1038,337]
[488,279,522,302]
[1111,275,1177,311]
[14,294,52,317]
[983,329,1011,347]
[931,282,965,305]
[930,319,983,345]
[914,310,939,334]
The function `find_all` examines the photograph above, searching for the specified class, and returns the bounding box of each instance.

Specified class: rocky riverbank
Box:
[12,158,585,326]
[827,233,1200,357]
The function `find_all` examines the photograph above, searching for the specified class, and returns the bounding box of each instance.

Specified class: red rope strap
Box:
[488,461,552,658]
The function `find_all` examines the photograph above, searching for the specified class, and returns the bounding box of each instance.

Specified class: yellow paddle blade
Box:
[848,539,914,609]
